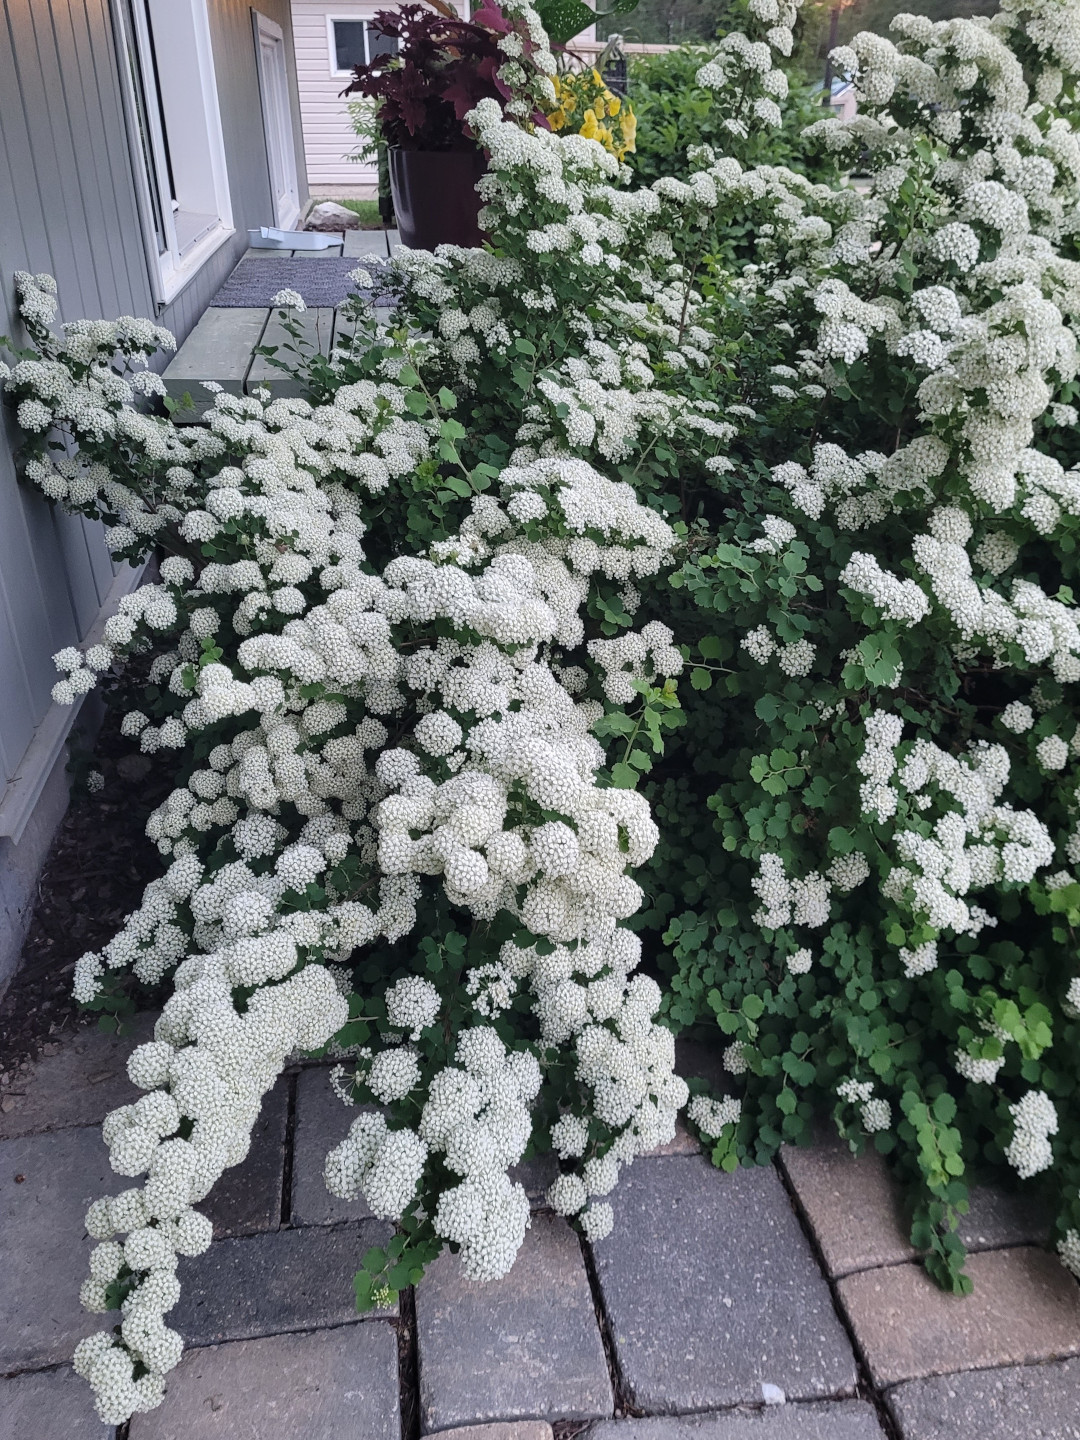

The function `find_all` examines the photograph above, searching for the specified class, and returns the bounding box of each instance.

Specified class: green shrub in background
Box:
[627,39,839,190]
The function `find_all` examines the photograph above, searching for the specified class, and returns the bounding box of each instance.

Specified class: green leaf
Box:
[742,994,765,1020]
[536,0,599,44]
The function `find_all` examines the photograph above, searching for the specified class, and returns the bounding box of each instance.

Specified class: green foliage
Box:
[626,40,840,193]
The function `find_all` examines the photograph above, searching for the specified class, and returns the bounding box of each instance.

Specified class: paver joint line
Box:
[280,1070,298,1227]
[578,1227,630,1414]
[770,1154,904,1440]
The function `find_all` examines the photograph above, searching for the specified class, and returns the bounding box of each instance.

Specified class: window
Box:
[114,0,233,304]
[328,17,399,77]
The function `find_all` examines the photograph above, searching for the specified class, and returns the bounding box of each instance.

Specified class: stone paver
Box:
[0,1014,155,1139]
[127,1325,400,1439]
[290,1068,373,1226]
[444,1425,554,1440]
[508,1150,559,1203]
[778,1137,914,1275]
[415,1211,613,1431]
[0,1366,114,1437]
[584,1400,886,1439]
[887,1358,1080,1439]
[838,1248,1080,1388]
[201,1076,289,1238]
[591,1156,857,1414]
[172,1220,394,1346]
[780,1132,1049,1277]
[1,1127,127,1369]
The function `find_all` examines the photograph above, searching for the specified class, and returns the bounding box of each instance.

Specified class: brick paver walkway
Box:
[2,1022,1080,1438]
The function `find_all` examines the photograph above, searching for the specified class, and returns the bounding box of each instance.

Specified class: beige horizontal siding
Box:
[291,0,466,187]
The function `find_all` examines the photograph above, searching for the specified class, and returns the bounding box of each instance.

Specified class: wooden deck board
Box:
[343,229,390,260]
[162,238,408,414]
[246,307,336,396]
[162,308,270,422]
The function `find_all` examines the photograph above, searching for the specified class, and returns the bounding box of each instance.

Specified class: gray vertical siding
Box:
[0,0,307,812]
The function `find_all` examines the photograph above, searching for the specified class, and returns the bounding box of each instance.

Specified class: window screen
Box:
[366,25,398,64]
[332,19,368,71]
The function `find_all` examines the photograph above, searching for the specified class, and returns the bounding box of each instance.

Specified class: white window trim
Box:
[113,0,234,307]
[327,13,377,78]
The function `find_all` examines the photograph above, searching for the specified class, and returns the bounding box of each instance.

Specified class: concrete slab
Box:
[0,1014,155,1139]
[0,1366,114,1438]
[290,1068,373,1227]
[583,1401,886,1439]
[201,1075,288,1239]
[887,1358,1080,1439]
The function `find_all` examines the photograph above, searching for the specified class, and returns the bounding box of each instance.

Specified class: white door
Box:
[254,13,301,229]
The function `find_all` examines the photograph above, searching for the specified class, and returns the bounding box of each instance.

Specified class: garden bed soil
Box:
[0,713,169,1107]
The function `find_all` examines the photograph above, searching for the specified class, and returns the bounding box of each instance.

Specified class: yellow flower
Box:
[608,96,621,117]
[591,68,602,85]
[548,107,566,130]
[580,109,600,140]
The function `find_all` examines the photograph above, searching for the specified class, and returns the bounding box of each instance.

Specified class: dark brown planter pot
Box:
[388,146,487,250]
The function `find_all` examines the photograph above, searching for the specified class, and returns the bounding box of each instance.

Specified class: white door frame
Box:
[253,11,301,229]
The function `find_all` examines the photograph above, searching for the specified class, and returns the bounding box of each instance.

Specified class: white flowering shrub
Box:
[1,262,694,1419]
[8,0,1080,1415]
[636,0,1080,1296]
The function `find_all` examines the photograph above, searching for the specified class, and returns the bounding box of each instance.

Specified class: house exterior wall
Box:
[291,0,466,192]
[0,0,308,989]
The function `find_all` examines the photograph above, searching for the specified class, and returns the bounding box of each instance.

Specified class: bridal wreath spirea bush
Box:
[6,0,1080,1420]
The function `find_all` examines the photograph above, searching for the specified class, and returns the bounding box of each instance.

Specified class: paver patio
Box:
[2,1021,1079,1438]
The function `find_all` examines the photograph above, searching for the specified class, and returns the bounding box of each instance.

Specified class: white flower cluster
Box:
[857,715,1053,949]
[688,1093,742,1137]
[750,851,832,931]
[1004,1089,1058,1178]
[76,962,347,1421]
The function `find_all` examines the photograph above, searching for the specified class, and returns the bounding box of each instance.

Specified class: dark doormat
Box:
[210,257,392,308]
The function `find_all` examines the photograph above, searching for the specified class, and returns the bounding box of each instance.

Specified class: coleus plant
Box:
[343,0,558,151]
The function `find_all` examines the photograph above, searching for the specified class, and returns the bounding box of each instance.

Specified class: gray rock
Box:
[290,1067,374,1226]
[0,1127,128,1369]
[415,1212,613,1431]
[0,1366,114,1437]
[201,1075,289,1239]
[128,1325,400,1439]
[306,201,358,232]
[591,1156,857,1413]
[887,1359,1080,1439]
[584,1401,886,1439]
[0,1014,155,1139]
[172,1220,395,1346]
